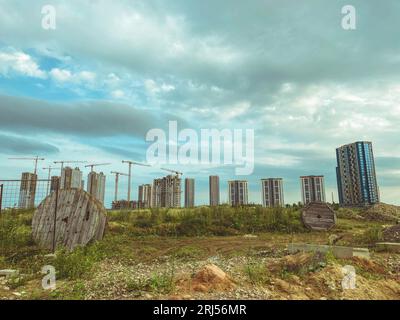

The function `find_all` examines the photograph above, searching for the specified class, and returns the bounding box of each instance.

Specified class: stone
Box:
[375,242,400,253]
[287,243,370,259]
[0,270,19,278]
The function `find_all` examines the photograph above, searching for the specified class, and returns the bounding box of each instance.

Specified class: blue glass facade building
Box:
[336,141,379,206]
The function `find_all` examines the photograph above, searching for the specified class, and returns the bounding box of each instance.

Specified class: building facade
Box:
[138,184,152,208]
[209,175,220,206]
[61,167,83,189]
[50,176,60,193]
[112,200,139,210]
[184,178,195,208]
[261,178,284,207]
[151,175,181,208]
[87,171,106,204]
[336,141,380,206]
[18,172,37,209]
[300,175,326,204]
[228,180,248,206]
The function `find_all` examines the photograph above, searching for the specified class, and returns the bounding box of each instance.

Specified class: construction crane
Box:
[84,163,111,172]
[9,156,45,175]
[110,171,129,202]
[53,160,88,175]
[122,161,152,202]
[42,165,60,195]
[161,168,183,178]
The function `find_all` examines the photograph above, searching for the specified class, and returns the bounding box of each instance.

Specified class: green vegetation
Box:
[244,259,270,285]
[354,225,384,245]
[126,269,176,295]
[109,206,306,237]
[0,206,397,300]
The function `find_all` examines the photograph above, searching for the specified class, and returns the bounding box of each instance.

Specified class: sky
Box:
[0,0,400,208]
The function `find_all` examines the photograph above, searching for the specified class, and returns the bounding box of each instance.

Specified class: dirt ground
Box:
[1,218,399,300]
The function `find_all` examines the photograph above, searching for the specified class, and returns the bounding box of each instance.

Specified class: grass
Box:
[0,206,396,299]
[244,259,270,285]
[110,206,306,237]
[354,225,384,246]
[126,269,176,295]
[171,245,207,260]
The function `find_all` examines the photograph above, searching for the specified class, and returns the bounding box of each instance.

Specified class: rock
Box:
[185,264,236,293]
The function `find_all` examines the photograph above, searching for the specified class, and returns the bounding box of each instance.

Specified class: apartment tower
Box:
[300,175,326,204]
[87,171,106,204]
[18,172,37,209]
[228,180,248,206]
[209,175,220,206]
[61,167,83,189]
[261,178,284,207]
[138,184,152,208]
[151,175,181,208]
[336,141,379,206]
[184,178,195,208]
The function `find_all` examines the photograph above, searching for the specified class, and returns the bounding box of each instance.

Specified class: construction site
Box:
[0,156,399,300]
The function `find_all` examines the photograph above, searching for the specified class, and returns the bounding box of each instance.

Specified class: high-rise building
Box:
[228,180,248,206]
[151,175,181,208]
[18,172,37,209]
[61,167,83,189]
[336,141,379,206]
[87,171,106,204]
[300,175,326,204]
[209,175,220,206]
[50,176,60,193]
[261,178,284,207]
[138,184,152,208]
[184,178,195,208]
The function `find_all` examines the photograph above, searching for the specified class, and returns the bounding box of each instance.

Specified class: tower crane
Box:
[122,161,152,202]
[84,163,111,172]
[161,168,183,178]
[9,156,45,175]
[110,171,129,202]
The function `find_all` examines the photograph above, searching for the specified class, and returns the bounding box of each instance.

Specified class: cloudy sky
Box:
[0,0,399,207]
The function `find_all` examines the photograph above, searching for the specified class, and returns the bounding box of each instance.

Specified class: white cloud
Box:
[49,68,96,87]
[0,50,46,79]
[145,79,175,94]
[49,68,72,82]
[111,90,125,99]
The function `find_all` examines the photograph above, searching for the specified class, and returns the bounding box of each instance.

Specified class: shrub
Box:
[356,225,384,245]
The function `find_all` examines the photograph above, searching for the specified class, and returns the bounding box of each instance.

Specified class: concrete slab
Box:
[375,242,400,253]
[288,243,370,259]
[0,270,19,278]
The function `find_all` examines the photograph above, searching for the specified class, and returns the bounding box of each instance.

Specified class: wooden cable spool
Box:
[32,188,107,251]
[301,202,336,231]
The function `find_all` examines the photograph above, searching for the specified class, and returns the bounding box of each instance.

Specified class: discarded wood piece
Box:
[32,188,107,251]
[301,202,336,231]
